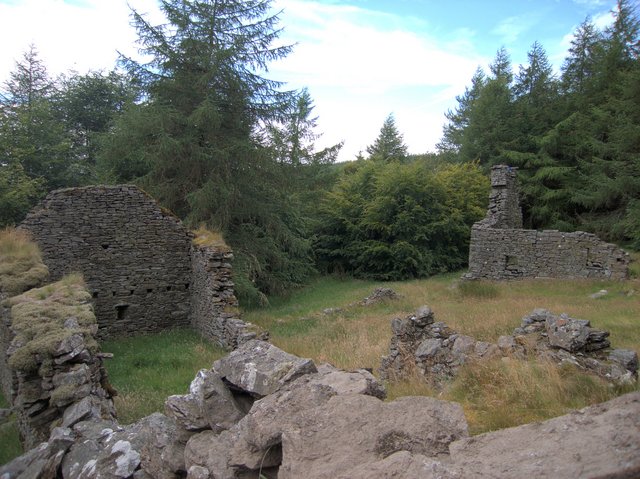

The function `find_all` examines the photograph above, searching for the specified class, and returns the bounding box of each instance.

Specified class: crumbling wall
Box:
[466,165,630,280]
[190,245,267,349]
[380,306,638,386]
[3,276,116,449]
[20,185,194,339]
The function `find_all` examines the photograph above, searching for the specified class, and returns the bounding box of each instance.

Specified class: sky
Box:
[0,0,619,161]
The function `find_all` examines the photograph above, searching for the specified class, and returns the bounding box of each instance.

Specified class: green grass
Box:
[102,328,226,424]
[0,391,22,466]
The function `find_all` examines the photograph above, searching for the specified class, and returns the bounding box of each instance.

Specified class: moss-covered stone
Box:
[6,274,97,374]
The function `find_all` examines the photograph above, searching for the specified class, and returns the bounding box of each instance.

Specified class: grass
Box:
[0,392,22,465]
[0,227,49,296]
[101,329,227,425]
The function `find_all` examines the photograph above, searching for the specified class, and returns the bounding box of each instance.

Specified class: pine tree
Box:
[98,0,316,303]
[366,114,408,162]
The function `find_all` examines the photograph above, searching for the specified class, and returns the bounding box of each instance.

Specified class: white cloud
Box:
[272,0,487,159]
[0,0,486,161]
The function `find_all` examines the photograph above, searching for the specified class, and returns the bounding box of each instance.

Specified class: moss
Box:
[0,227,49,296]
[192,226,231,252]
[6,274,97,373]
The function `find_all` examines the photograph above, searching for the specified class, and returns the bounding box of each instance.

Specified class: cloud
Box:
[491,14,538,45]
[0,0,161,77]
[271,0,488,159]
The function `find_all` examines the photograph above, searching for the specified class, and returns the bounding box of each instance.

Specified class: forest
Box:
[1,0,638,306]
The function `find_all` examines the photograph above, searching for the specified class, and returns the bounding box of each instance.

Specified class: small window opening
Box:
[101,244,110,250]
[146,288,153,293]
[112,291,116,297]
[185,283,190,290]
[92,292,99,298]
[166,285,172,291]
[129,290,135,295]
[116,304,129,320]
[506,255,519,267]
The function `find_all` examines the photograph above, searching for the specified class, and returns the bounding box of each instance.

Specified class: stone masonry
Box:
[465,165,630,280]
[19,185,256,344]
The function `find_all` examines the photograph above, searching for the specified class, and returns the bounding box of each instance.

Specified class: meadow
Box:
[2,265,639,463]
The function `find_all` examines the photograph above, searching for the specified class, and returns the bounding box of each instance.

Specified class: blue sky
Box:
[0,0,618,161]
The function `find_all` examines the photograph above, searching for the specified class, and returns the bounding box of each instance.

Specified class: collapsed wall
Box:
[466,165,630,280]
[1,275,115,449]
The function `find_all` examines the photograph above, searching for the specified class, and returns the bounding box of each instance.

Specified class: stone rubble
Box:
[2,338,639,479]
[381,306,638,386]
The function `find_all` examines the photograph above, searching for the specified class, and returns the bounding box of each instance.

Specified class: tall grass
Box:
[102,329,226,424]
[0,227,49,296]
[243,272,640,433]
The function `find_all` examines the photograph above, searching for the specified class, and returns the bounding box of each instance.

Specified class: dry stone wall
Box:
[20,186,193,339]
[466,165,630,280]
[190,245,266,349]
[18,185,260,346]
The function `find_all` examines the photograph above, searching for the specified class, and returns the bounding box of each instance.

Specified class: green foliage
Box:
[97,0,325,305]
[439,1,640,246]
[0,390,22,465]
[366,114,408,162]
[314,160,489,280]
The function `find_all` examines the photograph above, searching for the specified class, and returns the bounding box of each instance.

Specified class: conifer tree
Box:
[366,114,408,162]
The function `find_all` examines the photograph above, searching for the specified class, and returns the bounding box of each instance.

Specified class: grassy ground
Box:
[101,329,226,425]
[0,392,22,465]
[243,269,640,433]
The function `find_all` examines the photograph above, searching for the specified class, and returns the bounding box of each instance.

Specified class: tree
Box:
[97,0,316,304]
[366,114,408,162]
[0,46,71,195]
[57,70,136,180]
[314,160,488,280]
[438,67,485,155]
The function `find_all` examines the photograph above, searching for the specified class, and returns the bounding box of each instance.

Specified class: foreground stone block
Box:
[279,394,468,479]
[213,340,317,397]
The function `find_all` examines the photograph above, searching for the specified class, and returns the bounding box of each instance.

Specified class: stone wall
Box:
[2,277,116,449]
[20,186,194,339]
[465,165,630,280]
[190,245,266,349]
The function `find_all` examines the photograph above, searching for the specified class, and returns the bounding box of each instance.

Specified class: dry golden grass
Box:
[0,227,49,296]
[245,271,640,433]
[192,225,230,251]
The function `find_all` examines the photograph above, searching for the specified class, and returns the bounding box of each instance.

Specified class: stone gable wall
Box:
[20,186,194,339]
[466,165,630,280]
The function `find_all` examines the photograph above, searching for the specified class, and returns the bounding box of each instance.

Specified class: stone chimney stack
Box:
[477,165,523,229]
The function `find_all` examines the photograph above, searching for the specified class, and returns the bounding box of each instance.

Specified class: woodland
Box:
[0,0,639,306]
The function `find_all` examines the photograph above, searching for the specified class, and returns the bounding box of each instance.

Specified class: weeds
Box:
[0,227,49,296]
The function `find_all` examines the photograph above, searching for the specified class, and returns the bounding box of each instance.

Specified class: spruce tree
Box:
[98,0,315,303]
[366,114,408,162]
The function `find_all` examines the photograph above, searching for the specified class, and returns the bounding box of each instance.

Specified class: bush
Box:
[314,160,489,280]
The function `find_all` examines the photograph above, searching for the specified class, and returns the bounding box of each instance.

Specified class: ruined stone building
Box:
[19,185,259,346]
[465,165,630,280]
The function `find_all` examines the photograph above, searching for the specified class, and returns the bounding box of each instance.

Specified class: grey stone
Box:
[446,391,640,478]
[213,340,317,397]
[545,314,591,352]
[415,339,442,359]
[187,465,211,479]
[166,368,245,433]
[589,289,608,299]
[278,394,468,479]
[62,396,101,428]
[609,349,639,373]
